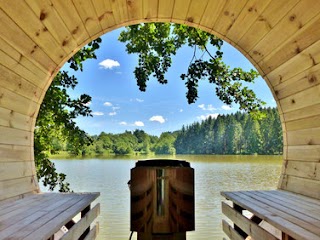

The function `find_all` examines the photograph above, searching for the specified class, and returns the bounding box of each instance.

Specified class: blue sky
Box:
[65,27,276,137]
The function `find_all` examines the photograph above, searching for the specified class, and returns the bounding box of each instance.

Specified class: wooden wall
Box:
[0,0,320,201]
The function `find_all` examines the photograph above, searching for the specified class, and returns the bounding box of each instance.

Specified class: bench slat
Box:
[263,190,320,214]
[240,191,320,235]
[0,193,99,240]
[0,194,68,238]
[222,220,245,240]
[222,191,320,240]
[250,191,320,221]
[222,202,278,240]
[23,193,99,240]
[10,194,89,239]
[0,193,43,215]
[61,204,100,240]
[0,194,61,229]
[83,222,99,240]
[273,190,320,207]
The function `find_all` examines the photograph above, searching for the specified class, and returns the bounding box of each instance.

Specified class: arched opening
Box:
[41,24,281,239]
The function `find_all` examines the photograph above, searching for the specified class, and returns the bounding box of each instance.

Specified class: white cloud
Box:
[197,113,219,121]
[109,112,117,116]
[198,104,205,110]
[83,101,91,106]
[112,106,120,111]
[198,104,217,111]
[134,121,144,127]
[92,111,104,116]
[221,105,232,111]
[130,98,144,103]
[179,109,183,112]
[99,59,120,70]
[207,105,217,111]
[119,121,127,125]
[104,102,112,107]
[149,115,165,124]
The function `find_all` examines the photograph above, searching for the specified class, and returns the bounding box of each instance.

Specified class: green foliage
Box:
[119,23,265,116]
[174,108,283,155]
[52,108,282,157]
[152,132,177,155]
[35,38,102,192]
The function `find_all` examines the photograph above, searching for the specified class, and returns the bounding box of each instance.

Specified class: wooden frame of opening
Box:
[1,1,320,239]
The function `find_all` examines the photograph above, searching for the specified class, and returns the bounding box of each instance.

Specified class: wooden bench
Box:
[0,192,100,240]
[221,190,320,240]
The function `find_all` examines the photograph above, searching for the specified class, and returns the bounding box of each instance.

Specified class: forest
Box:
[52,107,282,157]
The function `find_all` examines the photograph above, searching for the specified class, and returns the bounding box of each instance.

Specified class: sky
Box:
[64,27,276,137]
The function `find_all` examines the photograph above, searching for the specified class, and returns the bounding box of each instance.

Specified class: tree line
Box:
[175,107,282,155]
[52,107,282,157]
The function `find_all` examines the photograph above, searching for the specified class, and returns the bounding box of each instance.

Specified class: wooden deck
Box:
[221,190,320,240]
[0,192,100,240]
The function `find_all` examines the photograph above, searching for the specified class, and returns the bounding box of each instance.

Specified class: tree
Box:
[153,132,177,155]
[133,129,151,153]
[243,117,262,154]
[97,132,113,152]
[35,38,102,192]
[213,115,226,154]
[225,116,243,154]
[119,23,265,116]
[272,109,283,154]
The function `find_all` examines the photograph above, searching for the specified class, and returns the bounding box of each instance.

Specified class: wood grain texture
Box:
[213,1,247,37]
[0,193,99,239]
[26,0,79,54]
[280,175,320,200]
[185,0,208,27]
[251,0,320,63]
[0,177,39,201]
[222,190,320,238]
[50,0,90,46]
[287,127,320,146]
[142,0,158,20]
[92,0,116,31]
[0,0,320,215]
[0,161,35,181]
[172,0,192,22]
[283,160,320,181]
[83,222,99,240]
[60,204,100,240]
[286,145,320,161]
[222,202,278,240]
[0,0,67,64]
[199,0,226,32]
[0,144,33,162]
[237,0,299,52]
[280,84,320,114]
[222,220,245,240]
[72,0,102,39]
[158,0,174,21]
[226,0,273,42]
[0,36,48,86]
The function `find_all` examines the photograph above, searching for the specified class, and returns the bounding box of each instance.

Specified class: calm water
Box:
[48,155,282,240]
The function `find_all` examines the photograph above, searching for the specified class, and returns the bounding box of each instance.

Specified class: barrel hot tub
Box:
[130,159,195,240]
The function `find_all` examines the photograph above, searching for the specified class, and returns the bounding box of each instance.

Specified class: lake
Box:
[48,155,282,240]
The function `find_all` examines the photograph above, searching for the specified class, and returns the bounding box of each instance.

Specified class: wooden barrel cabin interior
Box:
[0,0,320,239]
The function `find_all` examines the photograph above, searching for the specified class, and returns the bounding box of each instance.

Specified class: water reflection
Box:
[49,155,282,240]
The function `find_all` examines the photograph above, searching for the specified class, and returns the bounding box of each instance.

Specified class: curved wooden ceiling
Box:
[0,0,320,201]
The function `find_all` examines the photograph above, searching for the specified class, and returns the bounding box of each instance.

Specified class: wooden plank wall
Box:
[0,0,320,201]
